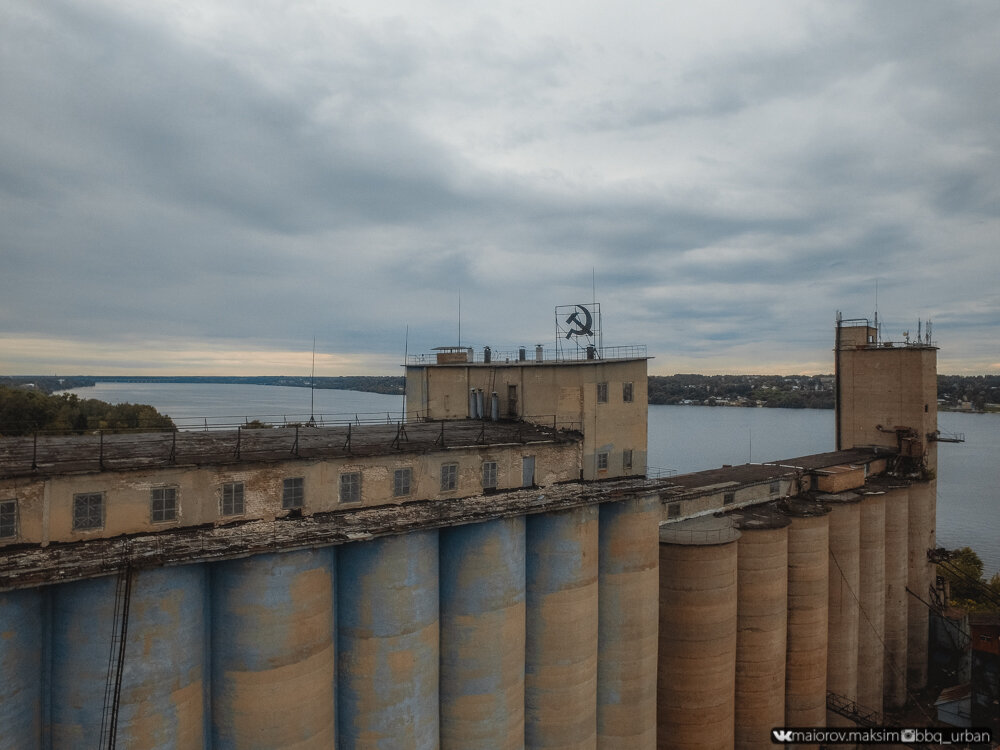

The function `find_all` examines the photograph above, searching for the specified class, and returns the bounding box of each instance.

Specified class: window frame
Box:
[393,468,412,498]
[597,451,609,471]
[440,462,458,492]
[723,492,735,505]
[622,381,634,403]
[340,472,362,504]
[282,477,305,509]
[73,492,104,531]
[221,482,245,516]
[769,481,780,496]
[623,449,633,471]
[668,503,681,519]
[596,382,608,404]
[0,499,17,539]
[482,461,498,490]
[150,486,178,523]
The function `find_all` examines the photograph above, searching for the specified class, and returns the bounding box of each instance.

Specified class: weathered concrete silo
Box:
[212,549,335,749]
[51,565,208,749]
[597,495,659,750]
[439,517,526,750]
[823,493,861,726]
[0,588,43,749]
[338,530,440,749]
[525,505,600,749]
[734,510,789,750]
[883,483,910,710]
[781,500,830,734]
[857,493,886,714]
[658,515,740,750]
[907,480,935,691]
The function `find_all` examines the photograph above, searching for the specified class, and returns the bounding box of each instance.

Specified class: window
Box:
[440,463,458,492]
[723,492,735,505]
[221,482,245,516]
[482,461,498,489]
[0,499,16,539]
[769,481,780,496]
[623,382,634,403]
[393,468,412,497]
[151,487,177,523]
[668,503,681,519]
[340,472,361,504]
[623,449,633,470]
[282,478,304,509]
[596,382,608,403]
[73,492,104,530]
[597,451,609,471]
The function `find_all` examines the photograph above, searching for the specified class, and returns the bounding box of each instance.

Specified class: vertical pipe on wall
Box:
[824,494,861,727]
[439,517,526,750]
[525,505,600,749]
[597,495,659,750]
[658,516,740,750]
[212,549,336,750]
[338,530,439,749]
[734,514,789,750]
[0,587,43,750]
[50,565,208,749]
[857,493,886,715]
[883,484,910,710]
[782,502,830,740]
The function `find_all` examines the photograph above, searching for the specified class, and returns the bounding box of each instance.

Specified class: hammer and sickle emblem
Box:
[564,305,594,339]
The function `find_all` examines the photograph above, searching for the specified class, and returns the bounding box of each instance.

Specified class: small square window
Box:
[623,449,633,470]
[282,478,304,509]
[73,492,104,531]
[340,473,361,504]
[393,468,412,497]
[724,492,735,505]
[668,503,681,519]
[482,461,498,489]
[440,463,458,492]
[221,482,245,516]
[597,382,608,404]
[597,452,609,471]
[0,499,16,539]
[151,487,177,523]
[623,382,634,403]
[769,482,780,495]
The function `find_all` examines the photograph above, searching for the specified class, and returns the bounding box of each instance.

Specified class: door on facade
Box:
[522,456,535,488]
[507,384,518,418]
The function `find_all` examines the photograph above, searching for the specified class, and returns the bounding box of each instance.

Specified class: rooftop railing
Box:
[406,344,647,366]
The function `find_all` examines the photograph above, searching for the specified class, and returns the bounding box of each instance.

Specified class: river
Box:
[62,382,1000,576]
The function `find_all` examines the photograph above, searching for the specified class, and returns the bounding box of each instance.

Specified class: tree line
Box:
[0,386,175,436]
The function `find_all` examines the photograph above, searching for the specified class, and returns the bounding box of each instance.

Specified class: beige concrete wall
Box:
[826,497,861,726]
[0,441,580,546]
[407,358,648,480]
[658,478,798,524]
[883,485,909,710]
[857,494,886,714]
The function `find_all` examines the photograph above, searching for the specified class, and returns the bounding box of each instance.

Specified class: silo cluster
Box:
[657,480,933,748]
[0,495,660,750]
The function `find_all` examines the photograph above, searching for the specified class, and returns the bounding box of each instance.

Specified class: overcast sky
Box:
[2,1,997,376]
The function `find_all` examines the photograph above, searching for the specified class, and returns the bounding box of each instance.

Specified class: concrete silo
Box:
[857,493,886,714]
[597,495,659,750]
[882,483,910,710]
[781,500,830,733]
[51,565,208,749]
[212,549,335,750]
[338,530,440,749]
[907,480,936,691]
[0,588,43,750]
[439,517,526,750]
[734,510,789,750]
[823,493,861,727]
[658,515,740,749]
[525,505,600,749]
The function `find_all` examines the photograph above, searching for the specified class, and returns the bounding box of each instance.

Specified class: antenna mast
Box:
[309,336,316,425]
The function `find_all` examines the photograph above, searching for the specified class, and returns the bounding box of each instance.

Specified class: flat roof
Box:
[0,420,581,480]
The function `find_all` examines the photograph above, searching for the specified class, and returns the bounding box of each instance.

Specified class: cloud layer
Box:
[2,0,998,375]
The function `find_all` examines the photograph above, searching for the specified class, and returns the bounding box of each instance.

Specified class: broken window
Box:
[282,478,304,509]
[393,468,412,497]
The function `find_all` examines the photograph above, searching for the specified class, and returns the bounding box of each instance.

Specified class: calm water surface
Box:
[63,383,1000,575]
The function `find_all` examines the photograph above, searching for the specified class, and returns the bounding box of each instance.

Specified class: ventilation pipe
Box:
[491,392,499,421]
[518,347,526,361]
[535,345,543,362]
[476,390,485,420]
[469,389,478,419]
[484,346,491,363]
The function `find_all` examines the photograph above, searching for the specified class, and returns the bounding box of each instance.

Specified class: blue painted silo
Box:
[0,587,44,750]
[337,530,439,749]
[440,516,526,749]
[211,548,336,750]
